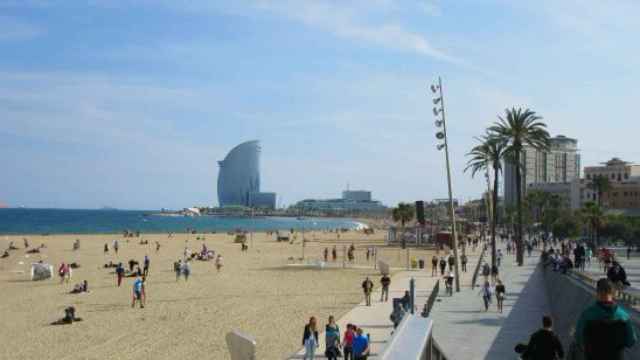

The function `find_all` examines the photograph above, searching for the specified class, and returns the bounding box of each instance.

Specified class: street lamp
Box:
[431,76,461,293]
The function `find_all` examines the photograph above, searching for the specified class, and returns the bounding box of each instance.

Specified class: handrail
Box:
[471,246,487,289]
[566,268,640,308]
[421,280,440,318]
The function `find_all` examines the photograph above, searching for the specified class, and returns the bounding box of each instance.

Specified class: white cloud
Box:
[250,0,459,63]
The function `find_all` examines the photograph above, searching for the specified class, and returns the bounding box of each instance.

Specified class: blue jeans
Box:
[304,343,316,359]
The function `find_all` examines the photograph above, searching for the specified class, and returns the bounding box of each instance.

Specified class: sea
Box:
[0,208,363,235]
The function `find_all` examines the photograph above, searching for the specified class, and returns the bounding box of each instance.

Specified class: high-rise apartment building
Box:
[504,135,580,206]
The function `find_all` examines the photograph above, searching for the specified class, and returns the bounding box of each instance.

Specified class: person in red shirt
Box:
[342,323,355,360]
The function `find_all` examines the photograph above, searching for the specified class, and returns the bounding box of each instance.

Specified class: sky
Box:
[1,0,640,210]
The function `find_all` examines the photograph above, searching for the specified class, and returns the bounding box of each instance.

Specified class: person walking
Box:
[132,275,144,309]
[332,246,337,261]
[522,316,564,360]
[482,262,491,283]
[342,324,355,360]
[325,315,341,360]
[174,259,182,281]
[324,247,329,262]
[495,279,506,313]
[182,260,191,281]
[302,316,319,360]
[439,257,447,276]
[461,254,468,272]
[352,328,369,360]
[116,262,125,287]
[447,255,455,272]
[362,277,374,306]
[143,255,150,277]
[380,274,391,302]
[104,243,109,254]
[575,278,637,360]
[479,281,492,312]
[215,254,223,273]
[445,271,454,296]
[113,239,119,254]
[431,255,438,276]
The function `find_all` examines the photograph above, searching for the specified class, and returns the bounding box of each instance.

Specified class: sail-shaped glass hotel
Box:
[217,140,276,209]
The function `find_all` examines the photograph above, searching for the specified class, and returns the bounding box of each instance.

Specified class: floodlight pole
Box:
[435,76,461,292]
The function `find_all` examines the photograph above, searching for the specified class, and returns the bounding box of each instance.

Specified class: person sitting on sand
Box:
[70,280,89,294]
[155,241,160,253]
[128,259,138,272]
[8,241,18,250]
[26,247,40,254]
[1,250,9,258]
[51,306,82,325]
[104,243,109,254]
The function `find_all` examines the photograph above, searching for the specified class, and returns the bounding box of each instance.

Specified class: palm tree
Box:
[581,201,605,247]
[489,108,550,266]
[589,175,611,208]
[392,202,415,249]
[465,135,507,270]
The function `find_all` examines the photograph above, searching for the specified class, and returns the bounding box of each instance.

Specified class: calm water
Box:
[0,209,362,235]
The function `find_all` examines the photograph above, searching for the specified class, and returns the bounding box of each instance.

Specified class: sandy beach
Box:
[0,229,438,360]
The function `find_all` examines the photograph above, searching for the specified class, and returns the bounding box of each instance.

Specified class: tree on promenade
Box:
[489,108,550,266]
[465,135,507,271]
[392,202,415,249]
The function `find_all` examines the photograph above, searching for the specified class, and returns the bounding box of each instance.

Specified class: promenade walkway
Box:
[287,247,481,359]
[428,250,549,360]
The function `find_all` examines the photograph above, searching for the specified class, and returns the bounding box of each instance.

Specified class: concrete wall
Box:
[541,265,640,359]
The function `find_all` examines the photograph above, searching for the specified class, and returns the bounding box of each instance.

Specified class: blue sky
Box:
[1,0,639,210]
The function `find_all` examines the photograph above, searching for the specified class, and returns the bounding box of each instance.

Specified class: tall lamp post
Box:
[431,76,461,292]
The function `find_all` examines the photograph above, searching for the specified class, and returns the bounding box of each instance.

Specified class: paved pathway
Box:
[287,247,481,359]
[428,250,549,360]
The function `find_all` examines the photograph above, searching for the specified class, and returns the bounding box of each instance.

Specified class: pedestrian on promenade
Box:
[342,324,355,360]
[447,255,455,272]
[575,278,637,360]
[352,328,369,360]
[324,247,329,262]
[143,255,150,277]
[479,281,492,312]
[482,262,491,283]
[332,246,337,261]
[131,275,144,309]
[497,249,503,268]
[115,262,125,287]
[380,274,391,302]
[521,315,564,360]
[445,271,454,296]
[627,246,632,260]
[495,279,505,313]
[491,263,499,284]
[366,248,370,261]
[461,254,468,272]
[302,316,319,360]
[439,257,447,276]
[325,315,341,360]
[362,277,374,306]
[607,262,629,298]
[431,255,438,276]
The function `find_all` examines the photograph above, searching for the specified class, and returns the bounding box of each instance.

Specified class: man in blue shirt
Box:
[352,327,369,360]
[132,276,144,309]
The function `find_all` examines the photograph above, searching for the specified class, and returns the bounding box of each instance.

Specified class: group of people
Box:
[303,316,370,360]
[431,254,459,276]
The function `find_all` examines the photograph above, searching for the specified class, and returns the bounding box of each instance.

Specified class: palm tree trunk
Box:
[491,164,499,270]
[515,150,524,266]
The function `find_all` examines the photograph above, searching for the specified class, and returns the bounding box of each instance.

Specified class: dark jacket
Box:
[575,301,637,360]
[302,325,318,346]
[523,329,564,360]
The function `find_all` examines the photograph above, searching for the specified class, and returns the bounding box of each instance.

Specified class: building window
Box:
[625,173,629,180]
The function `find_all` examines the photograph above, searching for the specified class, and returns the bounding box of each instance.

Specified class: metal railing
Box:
[471,246,487,289]
[421,280,440,318]
[567,268,640,308]
[379,314,448,360]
